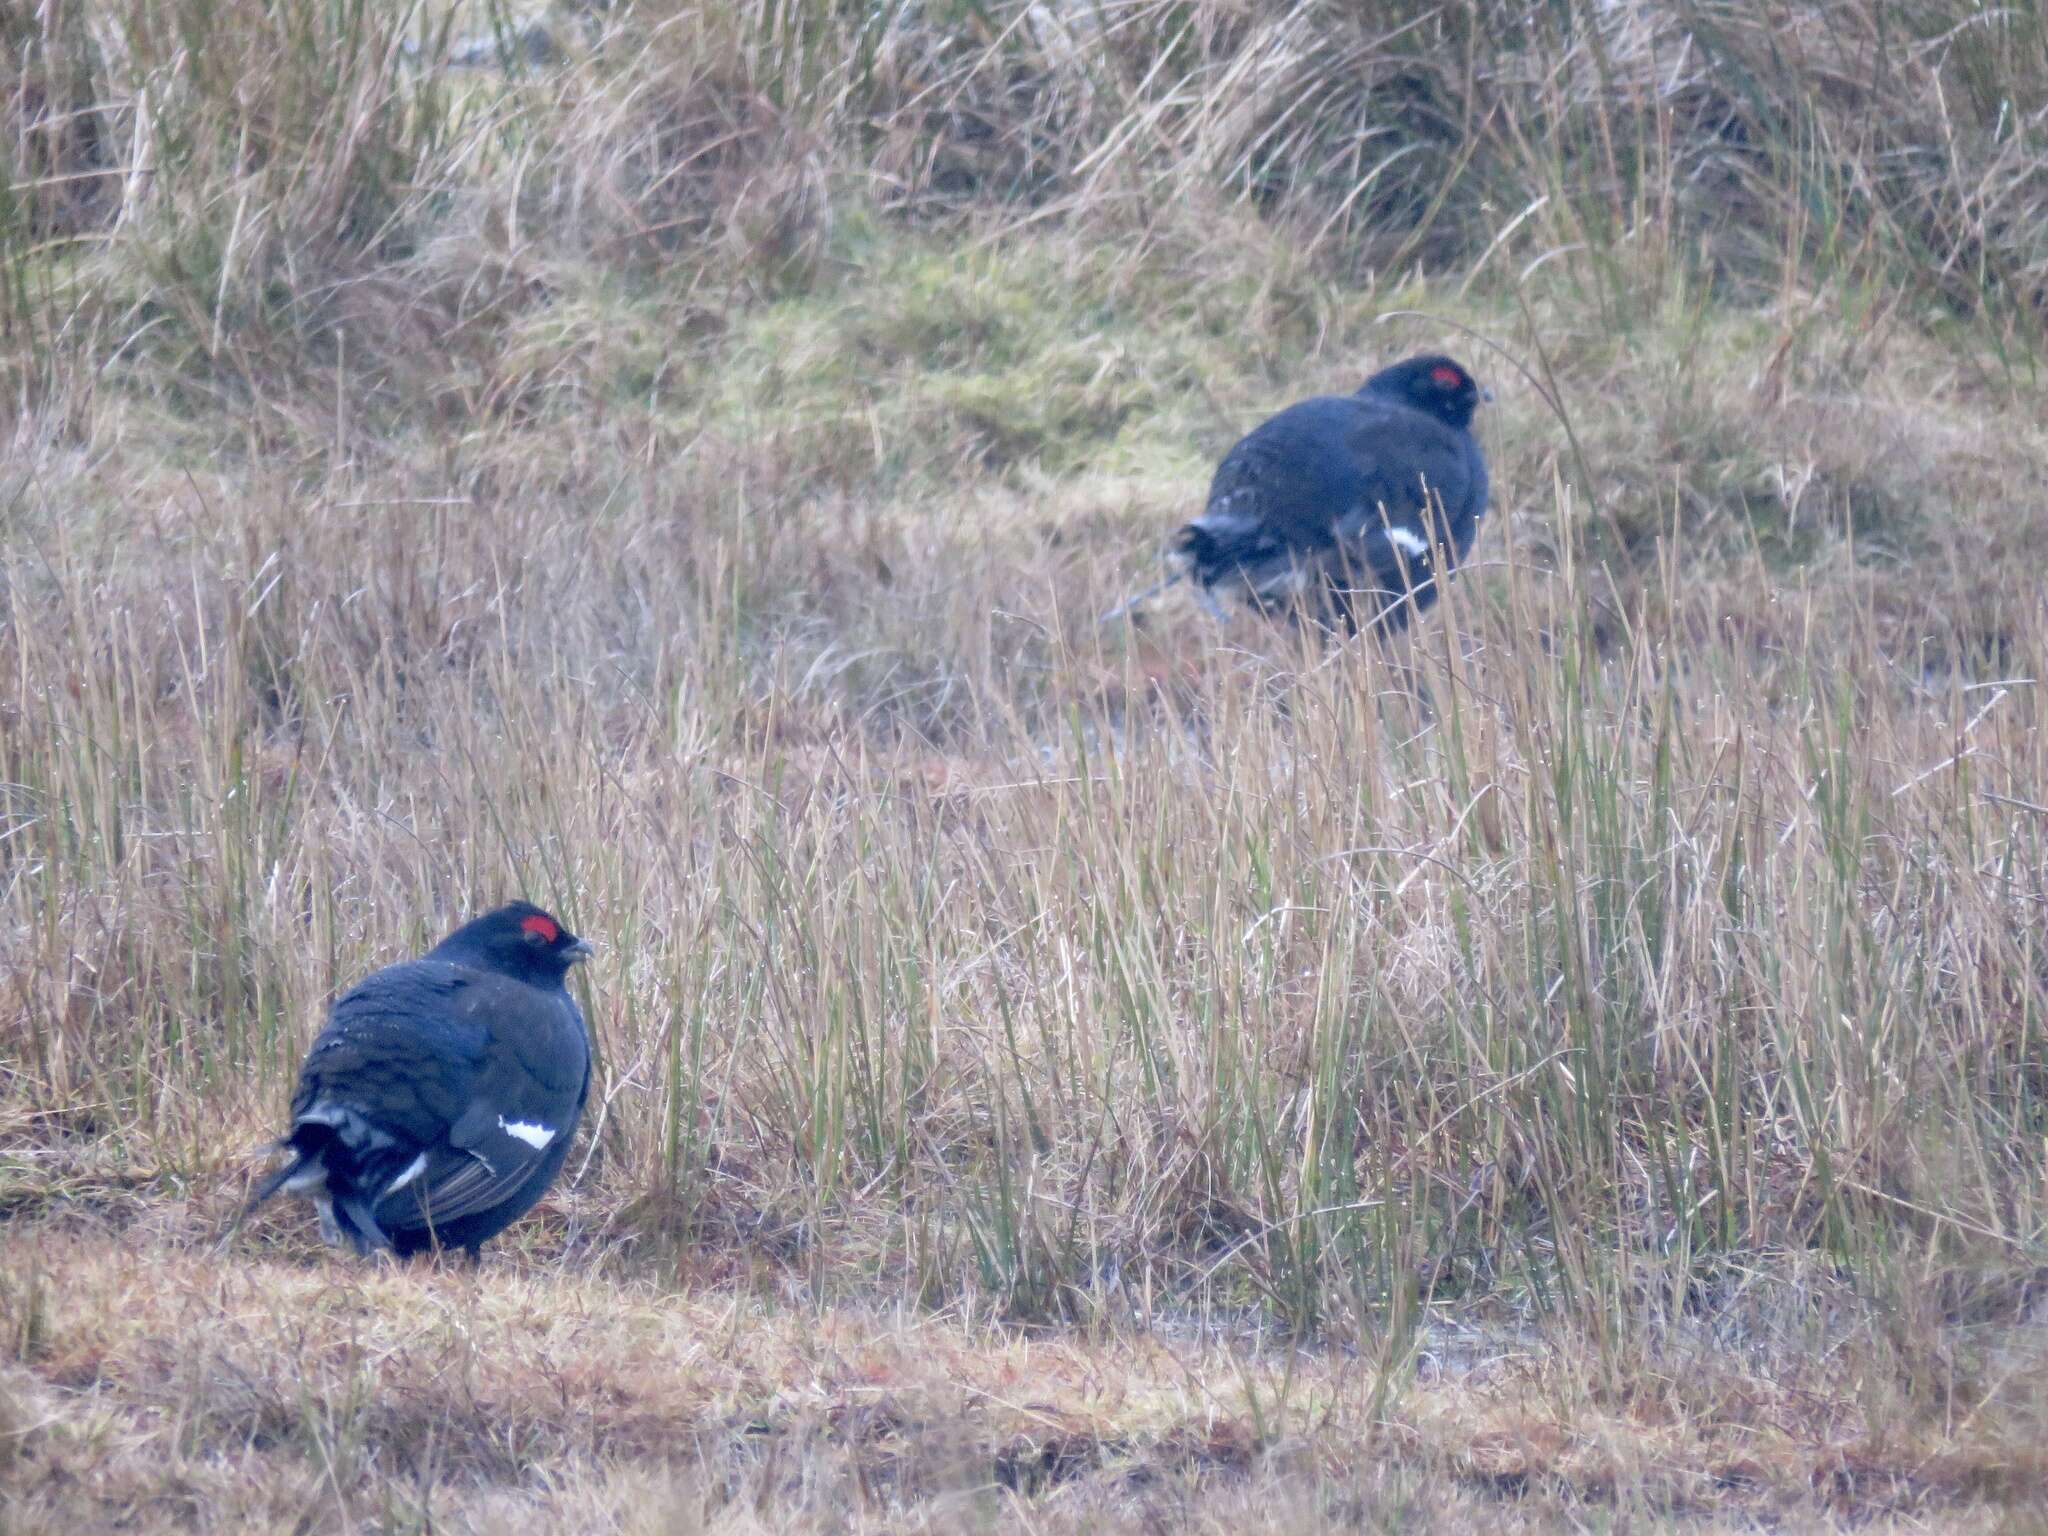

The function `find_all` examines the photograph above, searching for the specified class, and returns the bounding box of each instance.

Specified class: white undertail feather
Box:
[384,1152,429,1194]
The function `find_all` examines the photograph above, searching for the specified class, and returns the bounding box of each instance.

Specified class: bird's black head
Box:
[1361,354,1487,431]
[431,901,593,985]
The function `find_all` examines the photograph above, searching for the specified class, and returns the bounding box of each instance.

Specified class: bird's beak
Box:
[563,938,594,964]
[1480,386,1495,403]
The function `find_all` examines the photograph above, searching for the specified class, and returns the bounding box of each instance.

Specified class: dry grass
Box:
[5,1,2048,1530]
[6,1225,2046,1532]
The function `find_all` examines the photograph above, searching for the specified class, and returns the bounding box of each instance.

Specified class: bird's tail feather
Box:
[1100,571,1183,625]
[245,1149,305,1214]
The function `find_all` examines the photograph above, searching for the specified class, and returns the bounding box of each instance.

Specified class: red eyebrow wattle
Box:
[1432,365,1462,386]
[521,914,559,942]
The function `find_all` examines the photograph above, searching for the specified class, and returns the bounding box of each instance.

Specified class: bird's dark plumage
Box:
[248,901,593,1260]
[1171,353,1490,633]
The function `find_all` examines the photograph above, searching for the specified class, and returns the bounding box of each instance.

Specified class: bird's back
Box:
[292,961,489,1138]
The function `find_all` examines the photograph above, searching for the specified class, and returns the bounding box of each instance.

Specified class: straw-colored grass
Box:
[4,1,2047,1529]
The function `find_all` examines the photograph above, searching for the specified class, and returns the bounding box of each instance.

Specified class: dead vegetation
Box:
[5,1227,2046,1532]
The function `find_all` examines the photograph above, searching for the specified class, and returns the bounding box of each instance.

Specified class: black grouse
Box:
[1125,354,1490,634]
[248,901,593,1260]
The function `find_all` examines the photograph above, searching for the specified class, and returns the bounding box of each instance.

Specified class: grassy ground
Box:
[6,1,2048,1530]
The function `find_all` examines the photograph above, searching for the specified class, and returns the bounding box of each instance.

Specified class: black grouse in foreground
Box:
[1114,354,1489,634]
[248,901,593,1260]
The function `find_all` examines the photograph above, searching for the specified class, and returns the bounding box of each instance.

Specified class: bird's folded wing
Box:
[371,1106,561,1231]
[1331,499,1463,602]
[375,1022,580,1228]
[373,1148,525,1231]
[356,975,585,1234]
[1338,422,1473,538]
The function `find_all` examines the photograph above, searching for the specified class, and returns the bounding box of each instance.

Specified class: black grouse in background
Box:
[1113,354,1490,634]
[248,901,593,1261]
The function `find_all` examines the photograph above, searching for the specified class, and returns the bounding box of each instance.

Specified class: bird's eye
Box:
[520,914,560,945]
[1430,365,1463,389]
